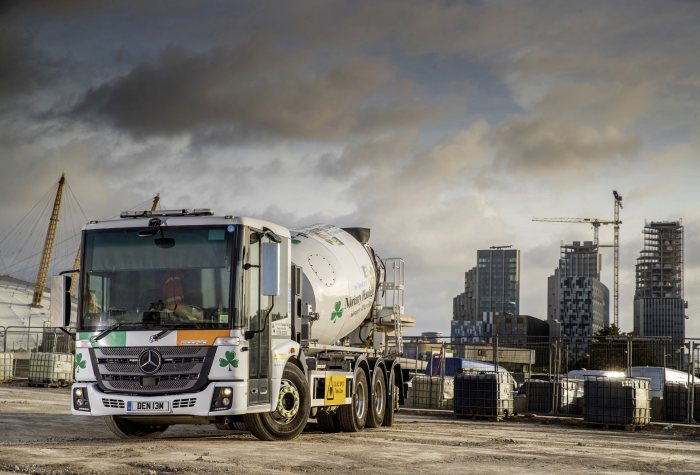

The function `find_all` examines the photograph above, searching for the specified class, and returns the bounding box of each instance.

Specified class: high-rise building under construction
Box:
[633,221,686,345]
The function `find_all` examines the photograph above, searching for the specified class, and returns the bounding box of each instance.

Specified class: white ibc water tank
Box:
[0,353,14,382]
[291,225,377,345]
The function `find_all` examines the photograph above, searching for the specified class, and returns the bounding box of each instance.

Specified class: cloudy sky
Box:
[1,0,699,336]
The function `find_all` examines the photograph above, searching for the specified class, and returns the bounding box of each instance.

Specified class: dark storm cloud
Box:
[70,41,455,143]
[0,29,52,102]
[2,0,700,335]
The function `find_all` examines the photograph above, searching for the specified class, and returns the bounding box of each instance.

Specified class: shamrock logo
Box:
[75,353,87,373]
[219,351,239,371]
[331,301,343,323]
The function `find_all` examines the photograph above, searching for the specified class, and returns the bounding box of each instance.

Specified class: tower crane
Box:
[531,217,616,247]
[533,191,623,327]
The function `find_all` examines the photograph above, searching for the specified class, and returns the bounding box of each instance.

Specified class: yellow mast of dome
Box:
[31,174,65,307]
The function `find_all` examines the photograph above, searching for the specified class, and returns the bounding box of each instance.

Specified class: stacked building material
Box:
[28,352,74,387]
[526,379,580,415]
[584,377,651,427]
[0,353,14,382]
[454,372,513,420]
[407,375,454,410]
[664,382,700,422]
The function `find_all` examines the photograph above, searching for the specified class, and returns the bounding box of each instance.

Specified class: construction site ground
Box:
[2,384,700,474]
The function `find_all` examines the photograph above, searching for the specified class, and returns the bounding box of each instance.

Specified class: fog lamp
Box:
[72,386,90,412]
[211,387,234,411]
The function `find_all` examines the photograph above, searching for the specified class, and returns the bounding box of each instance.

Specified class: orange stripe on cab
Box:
[177,330,230,346]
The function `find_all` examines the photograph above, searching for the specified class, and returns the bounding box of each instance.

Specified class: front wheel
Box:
[244,363,311,441]
[103,416,169,439]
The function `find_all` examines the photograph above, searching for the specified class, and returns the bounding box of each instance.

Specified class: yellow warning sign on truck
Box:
[324,375,347,404]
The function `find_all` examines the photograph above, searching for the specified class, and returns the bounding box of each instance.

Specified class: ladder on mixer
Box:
[380,258,405,355]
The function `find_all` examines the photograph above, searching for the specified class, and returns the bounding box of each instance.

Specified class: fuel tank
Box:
[290,224,377,345]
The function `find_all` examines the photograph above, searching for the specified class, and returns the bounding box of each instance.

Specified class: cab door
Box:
[244,229,271,406]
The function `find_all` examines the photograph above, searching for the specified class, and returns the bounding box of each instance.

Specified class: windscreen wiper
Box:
[150,321,202,342]
[93,321,154,341]
[150,328,172,342]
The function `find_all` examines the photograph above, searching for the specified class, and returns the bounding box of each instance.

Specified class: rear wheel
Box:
[383,371,397,427]
[338,367,368,432]
[365,367,386,428]
[104,416,168,439]
[244,363,310,441]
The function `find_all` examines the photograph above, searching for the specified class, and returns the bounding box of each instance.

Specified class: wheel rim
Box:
[355,378,367,420]
[374,378,385,415]
[274,380,300,424]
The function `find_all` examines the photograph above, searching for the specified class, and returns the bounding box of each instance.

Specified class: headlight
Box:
[211,387,234,411]
[73,387,90,411]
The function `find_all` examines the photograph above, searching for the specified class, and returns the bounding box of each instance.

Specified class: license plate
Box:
[126,401,170,413]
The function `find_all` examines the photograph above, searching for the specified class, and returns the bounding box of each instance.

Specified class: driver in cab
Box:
[161,269,202,321]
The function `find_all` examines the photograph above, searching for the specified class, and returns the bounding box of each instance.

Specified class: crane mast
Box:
[613,191,623,327]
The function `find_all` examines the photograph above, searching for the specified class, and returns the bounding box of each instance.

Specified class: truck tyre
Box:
[230,421,248,431]
[365,367,386,428]
[244,363,311,441]
[316,410,341,433]
[338,368,368,432]
[104,416,168,439]
[383,372,397,427]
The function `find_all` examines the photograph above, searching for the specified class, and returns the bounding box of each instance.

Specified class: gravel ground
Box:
[2,384,700,474]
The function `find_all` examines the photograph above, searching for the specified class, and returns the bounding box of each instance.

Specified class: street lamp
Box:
[26,313,33,352]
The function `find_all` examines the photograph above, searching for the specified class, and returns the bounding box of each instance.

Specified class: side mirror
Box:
[261,242,280,297]
[50,274,72,327]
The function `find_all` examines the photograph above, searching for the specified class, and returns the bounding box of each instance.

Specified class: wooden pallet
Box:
[454,412,509,422]
[584,421,648,432]
[27,380,68,388]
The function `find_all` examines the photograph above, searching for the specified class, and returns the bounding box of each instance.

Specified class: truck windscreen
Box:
[80,226,234,331]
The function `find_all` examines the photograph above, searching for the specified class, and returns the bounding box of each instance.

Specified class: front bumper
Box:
[71,381,248,417]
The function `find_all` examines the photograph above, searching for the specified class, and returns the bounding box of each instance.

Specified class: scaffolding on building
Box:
[635,220,684,300]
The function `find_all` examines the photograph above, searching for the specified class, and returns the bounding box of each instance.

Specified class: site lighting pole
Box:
[552,319,562,413]
[26,313,33,353]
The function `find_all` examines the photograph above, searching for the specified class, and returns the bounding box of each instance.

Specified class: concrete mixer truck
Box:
[53,209,413,441]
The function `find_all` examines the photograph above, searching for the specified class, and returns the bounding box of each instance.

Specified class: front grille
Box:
[92,346,213,395]
[103,362,200,373]
[173,398,197,409]
[98,347,204,357]
[102,398,125,409]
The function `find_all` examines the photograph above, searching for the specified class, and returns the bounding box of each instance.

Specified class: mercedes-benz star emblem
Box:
[138,349,163,374]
